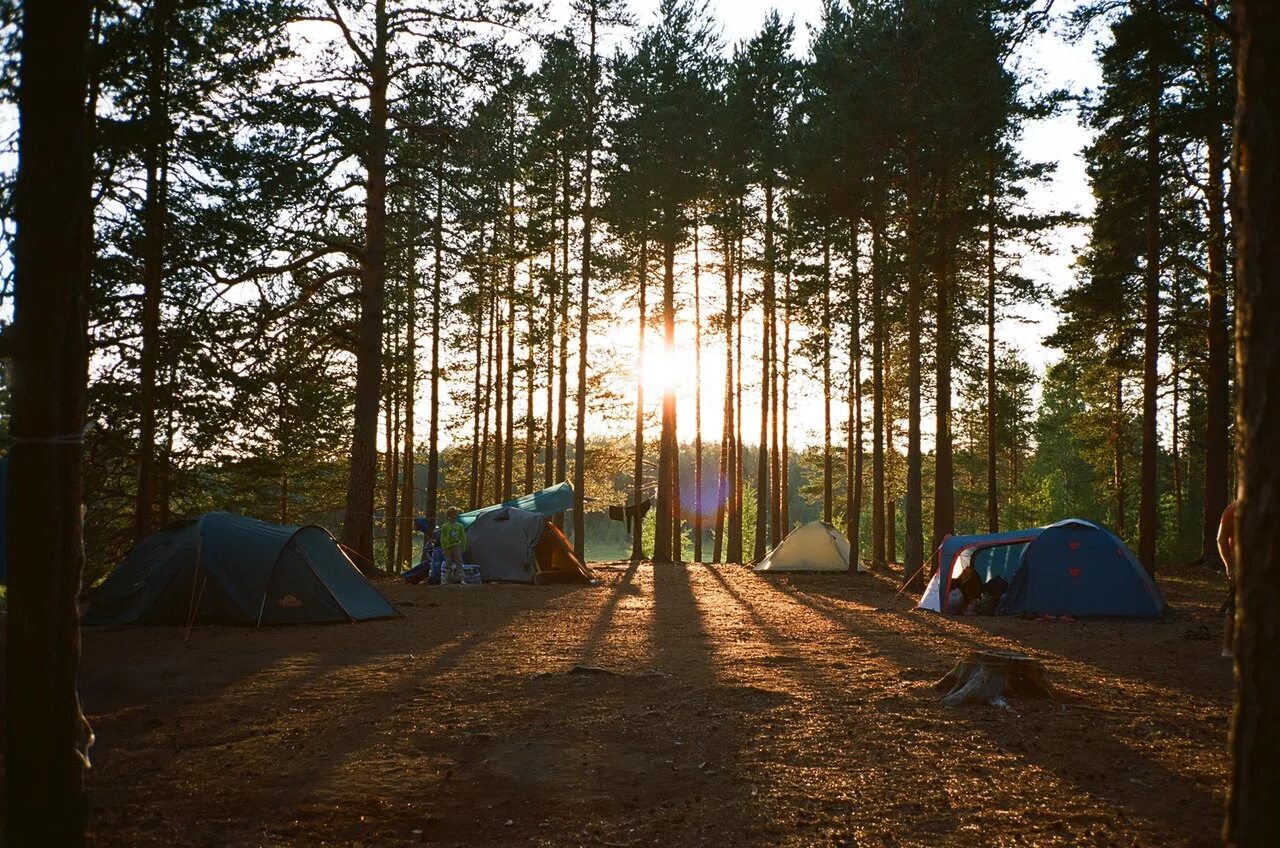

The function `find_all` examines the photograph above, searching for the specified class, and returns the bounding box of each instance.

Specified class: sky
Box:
[541,0,1107,449]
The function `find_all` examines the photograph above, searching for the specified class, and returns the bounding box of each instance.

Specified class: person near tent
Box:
[947,562,983,613]
[440,506,467,585]
[1218,499,1238,658]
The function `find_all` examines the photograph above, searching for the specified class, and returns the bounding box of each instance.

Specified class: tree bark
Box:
[848,222,863,569]
[631,237,649,561]
[986,166,999,533]
[754,181,775,561]
[340,0,389,573]
[399,245,417,570]
[134,0,173,543]
[822,236,833,525]
[905,150,924,587]
[693,209,704,563]
[654,232,678,563]
[1138,0,1163,577]
[6,0,93,840]
[426,154,443,523]
[573,2,599,561]
[871,193,887,569]
[1226,3,1280,843]
[932,175,955,554]
[1203,3,1231,574]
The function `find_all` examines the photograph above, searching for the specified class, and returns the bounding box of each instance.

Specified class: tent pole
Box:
[184,534,204,640]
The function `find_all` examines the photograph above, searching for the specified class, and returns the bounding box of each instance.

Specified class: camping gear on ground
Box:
[462,564,483,585]
[916,518,1165,618]
[458,481,574,529]
[607,498,652,536]
[754,521,863,572]
[83,512,396,625]
[464,507,591,584]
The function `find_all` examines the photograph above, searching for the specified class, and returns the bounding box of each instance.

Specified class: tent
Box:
[916,519,1165,617]
[755,521,864,573]
[83,512,396,625]
[464,507,591,584]
[458,481,574,529]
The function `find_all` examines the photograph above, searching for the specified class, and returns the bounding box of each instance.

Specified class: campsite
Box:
[5,0,1280,846]
[77,560,1231,848]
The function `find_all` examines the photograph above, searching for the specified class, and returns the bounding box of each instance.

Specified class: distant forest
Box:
[3,0,1232,583]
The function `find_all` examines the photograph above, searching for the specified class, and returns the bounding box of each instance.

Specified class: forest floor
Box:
[72,560,1232,847]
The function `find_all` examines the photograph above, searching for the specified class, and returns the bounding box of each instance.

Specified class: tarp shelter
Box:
[458,482,574,529]
[916,519,1165,617]
[464,507,591,584]
[83,512,396,625]
[755,521,864,572]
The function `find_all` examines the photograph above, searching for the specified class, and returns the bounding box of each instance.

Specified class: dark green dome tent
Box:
[83,513,396,626]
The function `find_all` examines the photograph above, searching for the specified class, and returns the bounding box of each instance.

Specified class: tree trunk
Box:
[545,229,557,491]
[822,236,833,525]
[492,261,505,505]
[754,181,775,562]
[504,178,517,503]
[573,3,599,561]
[1115,373,1126,534]
[631,237,649,562]
[340,0,389,574]
[849,222,863,569]
[426,156,443,524]
[871,199,886,569]
[693,210,704,563]
[1226,6,1280,844]
[655,232,678,564]
[716,231,736,564]
[7,0,93,840]
[134,0,173,543]
[732,231,745,563]
[1138,1,1163,577]
[904,149,924,588]
[1203,3,1231,574]
[525,257,536,495]
[934,650,1057,709]
[469,257,484,509]
[556,147,570,506]
[399,249,416,570]
[933,175,955,554]
[986,167,999,533]
[479,293,494,504]
[383,347,398,568]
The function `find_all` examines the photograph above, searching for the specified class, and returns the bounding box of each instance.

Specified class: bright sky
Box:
[418,1,1105,452]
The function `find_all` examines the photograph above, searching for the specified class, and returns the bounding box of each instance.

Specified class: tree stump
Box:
[933,649,1057,709]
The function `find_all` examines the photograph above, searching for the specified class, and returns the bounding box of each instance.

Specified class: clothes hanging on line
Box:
[608,498,653,536]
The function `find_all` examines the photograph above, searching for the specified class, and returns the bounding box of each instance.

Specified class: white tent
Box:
[754,521,864,573]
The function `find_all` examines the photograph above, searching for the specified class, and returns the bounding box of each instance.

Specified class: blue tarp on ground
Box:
[457,481,574,528]
[83,512,396,625]
[918,519,1165,618]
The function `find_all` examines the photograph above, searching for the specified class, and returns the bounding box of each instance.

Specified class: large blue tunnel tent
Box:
[83,512,396,626]
[457,481,574,529]
[917,519,1165,618]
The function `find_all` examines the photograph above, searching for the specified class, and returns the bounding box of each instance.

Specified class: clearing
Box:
[77,562,1230,847]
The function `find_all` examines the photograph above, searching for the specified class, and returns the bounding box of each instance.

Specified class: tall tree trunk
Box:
[492,262,505,505]
[871,199,887,569]
[716,231,737,564]
[904,150,924,588]
[1226,4,1280,842]
[848,222,863,568]
[383,343,398,568]
[822,236,833,525]
[573,2,599,561]
[732,232,745,563]
[340,0,389,573]
[933,177,956,554]
[754,181,775,561]
[693,210,704,563]
[545,228,557,490]
[504,179,516,502]
[426,156,443,524]
[631,237,649,561]
[399,250,417,569]
[655,231,678,564]
[1115,373,1127,534]
[469,252,485,509]
[7,0,93,840]
[781,266,791,535]
[986,166,999,532]
[1203,3,1230,574]
[134,0,173,543]
[1138,2,1163,576]
[555,149,570,515]
[525,257,536,494]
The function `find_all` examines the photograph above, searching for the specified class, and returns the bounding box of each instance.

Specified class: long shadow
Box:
[83,584,574,846]
[576,558,641,666]
[762,579,1225,844]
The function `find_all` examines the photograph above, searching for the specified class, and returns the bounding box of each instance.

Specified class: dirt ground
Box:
[72,561,1232,847]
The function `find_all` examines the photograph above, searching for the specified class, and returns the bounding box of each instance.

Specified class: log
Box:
[934,649,1057,709]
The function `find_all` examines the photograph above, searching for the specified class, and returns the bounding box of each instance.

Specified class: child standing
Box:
[439,506,467,585]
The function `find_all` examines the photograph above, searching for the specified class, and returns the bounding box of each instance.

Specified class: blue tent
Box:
[457,481,574,529]
[83,513,396,626]
[917,519,1165,618]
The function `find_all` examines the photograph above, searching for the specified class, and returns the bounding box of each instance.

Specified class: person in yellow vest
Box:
[439,506,467,585]
[1218,500,1238,658]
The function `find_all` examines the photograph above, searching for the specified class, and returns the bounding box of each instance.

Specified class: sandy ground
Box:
[69,561,1232,847]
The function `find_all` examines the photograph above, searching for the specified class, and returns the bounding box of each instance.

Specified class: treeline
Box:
[2,0,1234,582]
